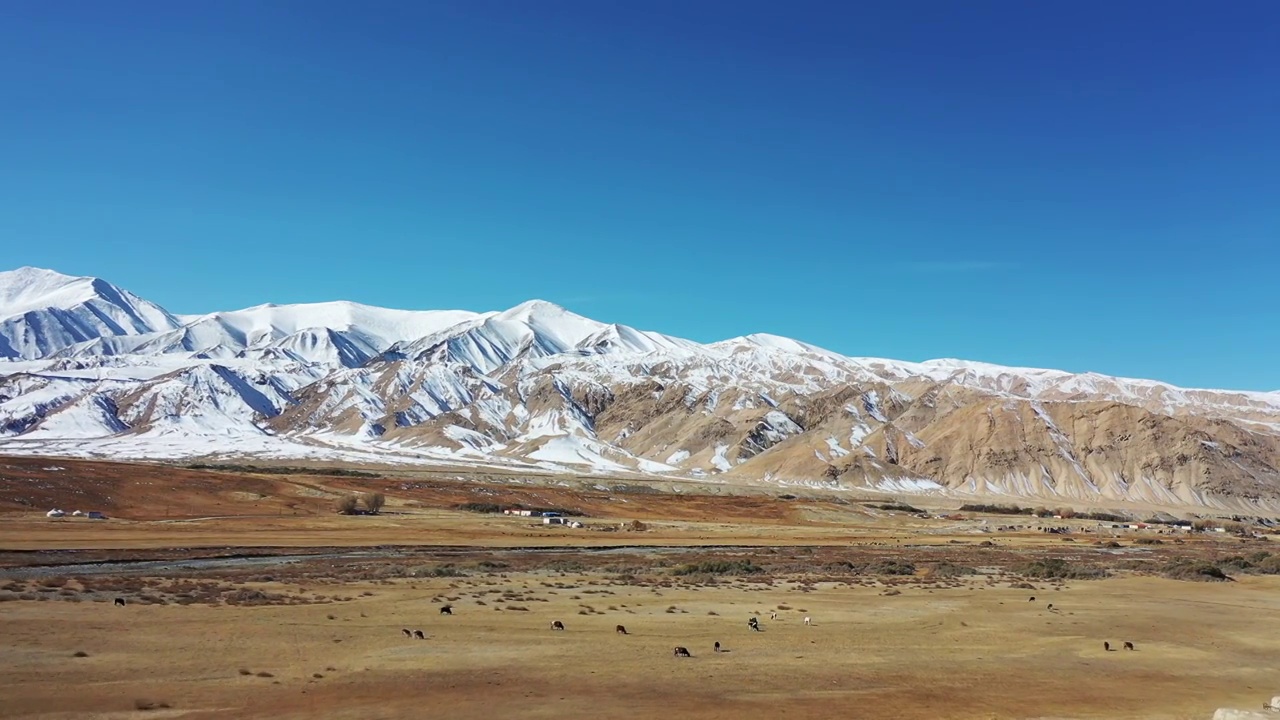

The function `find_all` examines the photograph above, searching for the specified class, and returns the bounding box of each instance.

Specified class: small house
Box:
[46,509,65,518]
[543,516,566,525]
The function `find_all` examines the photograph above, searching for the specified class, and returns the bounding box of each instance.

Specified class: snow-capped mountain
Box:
[0,267,182,359]
[3,267,1280,512]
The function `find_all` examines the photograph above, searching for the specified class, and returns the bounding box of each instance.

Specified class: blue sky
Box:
[1,1,1277,390]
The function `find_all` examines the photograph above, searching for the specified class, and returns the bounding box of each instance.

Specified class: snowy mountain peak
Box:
[0,267,181,359]
[1,267,95,317]
[732,333,836,356]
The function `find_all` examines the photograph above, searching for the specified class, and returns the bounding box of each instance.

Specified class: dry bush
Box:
[1162,559,1231,582]
[334,494,360,515]
[362,492,386,514]
[927,561,975,578]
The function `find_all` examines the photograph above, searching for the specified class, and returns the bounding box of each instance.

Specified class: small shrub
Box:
[256,671,274,678]
[362,492,386,514]
[1254,555,1280,575]
[133,699,170,711]
[1217,555,1254,572]
[1135,537,1163,545]
[238,669,252,676]
[73,651,89,658]
[1163,559,1231,582]
[929,561,976,578]
[334,494,359,515]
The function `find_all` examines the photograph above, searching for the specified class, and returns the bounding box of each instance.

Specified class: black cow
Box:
[440,605,453,615]
[114,598,126,607]
[551,621,565,631]
[673,646,691,657]
[414,630,425,640]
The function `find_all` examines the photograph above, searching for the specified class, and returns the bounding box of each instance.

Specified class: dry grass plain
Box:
[2,456,1279,719]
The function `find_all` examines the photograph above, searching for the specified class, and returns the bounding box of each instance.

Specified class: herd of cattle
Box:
[392,604,810,657]
[111,593,1137,657]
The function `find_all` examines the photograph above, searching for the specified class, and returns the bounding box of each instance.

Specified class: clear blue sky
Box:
[1,1,1277,390]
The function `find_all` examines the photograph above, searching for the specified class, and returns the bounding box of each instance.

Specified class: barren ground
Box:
[1,456,1277,719]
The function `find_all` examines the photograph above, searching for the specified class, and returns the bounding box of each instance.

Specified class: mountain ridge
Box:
[2,267,1279,512]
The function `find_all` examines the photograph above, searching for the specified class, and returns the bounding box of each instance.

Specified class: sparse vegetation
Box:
[1162,559,1231,582]
[455,502,503,514]
[929,561,977,578]
[185,463,379,478]
[671,560,763,576]
[872,502,923,513]
[1016,558,1108,580]
[959,503,1030,515]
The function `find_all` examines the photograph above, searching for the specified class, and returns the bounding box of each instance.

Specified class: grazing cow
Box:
[440,605,453,615]
[1047,603,1054,611]
[1123,641,1134,651]
[673,646,691,657]
[402,628,412,638]
[770,611,777,620]
[1028,596,1035,602]
[747,617,761,632]
[551,620,565,631]
[804,616,812,626]
[114,597,126,607]
[714,642,721,653]
[615,625,628,635]
[1103,641,1111,652]
[413,630,425,640]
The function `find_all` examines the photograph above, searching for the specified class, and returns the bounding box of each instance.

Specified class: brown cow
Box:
[401,628,412,637]
[615,625,628,634]
[1123,641,1134,651]
[413,630,425,640]
[1103,641,1111,652]
[551,621,565,631]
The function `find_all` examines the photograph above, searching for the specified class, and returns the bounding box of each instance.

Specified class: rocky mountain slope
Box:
[3,267,1279,511]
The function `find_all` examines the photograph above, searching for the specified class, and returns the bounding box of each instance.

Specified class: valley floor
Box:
[2,568,1278,720]
[1,457,1277,719]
